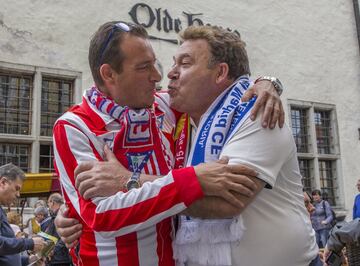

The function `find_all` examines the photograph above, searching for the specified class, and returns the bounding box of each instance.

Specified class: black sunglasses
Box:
[98,22,131,66]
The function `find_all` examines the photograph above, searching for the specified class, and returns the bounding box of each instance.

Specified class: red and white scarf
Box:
[83,86,173,177]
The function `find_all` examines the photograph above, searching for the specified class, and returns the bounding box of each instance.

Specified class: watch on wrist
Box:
[255,76,284,96]
[126,172,141,191]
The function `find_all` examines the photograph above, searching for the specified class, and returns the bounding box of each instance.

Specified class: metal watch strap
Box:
[126,172,141,190]
[255,76,283,96]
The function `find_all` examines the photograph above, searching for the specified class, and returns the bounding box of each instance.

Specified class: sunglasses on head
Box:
[98,22,131,66]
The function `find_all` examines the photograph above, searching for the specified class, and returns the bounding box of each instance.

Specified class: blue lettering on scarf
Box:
[190,76,255,166]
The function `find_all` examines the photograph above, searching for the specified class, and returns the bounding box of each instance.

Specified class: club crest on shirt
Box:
[126,151,153,172]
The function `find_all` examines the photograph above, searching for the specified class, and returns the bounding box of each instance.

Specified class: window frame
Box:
[0,61,81,173]
[0,71,33,135]
[40,76,75,136]
[288,99,343,207]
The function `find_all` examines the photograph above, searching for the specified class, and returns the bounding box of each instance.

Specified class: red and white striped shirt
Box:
[53,90,203,266]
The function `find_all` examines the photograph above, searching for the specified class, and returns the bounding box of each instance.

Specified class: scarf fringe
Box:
[174,242,232,266]
[173,217,245,265]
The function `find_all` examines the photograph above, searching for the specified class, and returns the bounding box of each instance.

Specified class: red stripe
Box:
[60,188,100,266]
[77,227,100,266]
[157,219,175,266]
[143,164,149,175]
[151,130,170,173]
[106,102,115,113]
[75,98,107,134]
[53,122,78,186]
[116,233,139,266]
[90,181,182,231]
[172,167,204,206]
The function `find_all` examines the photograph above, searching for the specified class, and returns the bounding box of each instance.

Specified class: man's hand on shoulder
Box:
[75,145,131,199]
[241,78,285,129]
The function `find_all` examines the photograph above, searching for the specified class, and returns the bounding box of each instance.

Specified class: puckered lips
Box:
[167,84,178,96]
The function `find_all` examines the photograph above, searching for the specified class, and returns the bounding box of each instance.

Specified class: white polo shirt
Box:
[187,115,318,266]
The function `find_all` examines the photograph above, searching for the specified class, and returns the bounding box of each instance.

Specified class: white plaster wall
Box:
[0,0,359,218]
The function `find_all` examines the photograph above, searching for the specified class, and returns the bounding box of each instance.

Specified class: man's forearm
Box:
[182,196,240,219]
[183,176,265,219]
[0,236,33,255]
[140,173,162,185]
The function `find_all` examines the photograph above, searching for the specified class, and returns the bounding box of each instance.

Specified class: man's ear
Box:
[215,63,230,85]
[0,176,7,187]
[99,64,116,86]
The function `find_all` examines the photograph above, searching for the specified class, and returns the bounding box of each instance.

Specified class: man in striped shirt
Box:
[53,21,283,266]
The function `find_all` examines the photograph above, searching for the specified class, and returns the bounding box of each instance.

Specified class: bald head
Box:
[48,193,64,213]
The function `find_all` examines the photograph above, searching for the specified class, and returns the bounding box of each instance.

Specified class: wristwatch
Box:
[126,172,141,191]
[255,76,284,96]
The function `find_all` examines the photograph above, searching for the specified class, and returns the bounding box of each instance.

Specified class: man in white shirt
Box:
[166,25,317,266]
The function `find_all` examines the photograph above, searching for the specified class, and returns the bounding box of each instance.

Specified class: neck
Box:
[97,84,109,96]
[190,114,202,127]
[96,85,121,105]
[190,104,211,126]
[190,80,234,126]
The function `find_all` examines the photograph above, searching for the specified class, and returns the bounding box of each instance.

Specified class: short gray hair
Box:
[0,163,25,181]
[34,200,47,208]
[34,206,49,217]
[48,193,64,205]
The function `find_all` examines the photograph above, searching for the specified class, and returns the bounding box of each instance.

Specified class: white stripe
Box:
[53,137,80,214]
[98,203,186,238]
[112,105,123,118]
[137,226,159,266]
[92,172,175,211]
[94,232,118,266]
[60,112,105,158]
[65,124,98,163]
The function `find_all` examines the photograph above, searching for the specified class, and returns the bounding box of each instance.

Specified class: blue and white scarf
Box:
[173,76,255,266]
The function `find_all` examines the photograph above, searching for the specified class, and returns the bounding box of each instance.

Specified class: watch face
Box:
[126,179,140,190]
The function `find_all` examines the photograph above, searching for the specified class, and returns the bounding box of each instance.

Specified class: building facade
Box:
[0,0,359,219]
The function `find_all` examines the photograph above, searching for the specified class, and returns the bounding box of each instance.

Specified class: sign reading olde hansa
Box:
[129,3,240,44]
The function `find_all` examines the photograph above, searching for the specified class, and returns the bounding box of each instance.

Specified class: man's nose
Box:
[151,65,162,82]
[167,67,179,80]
